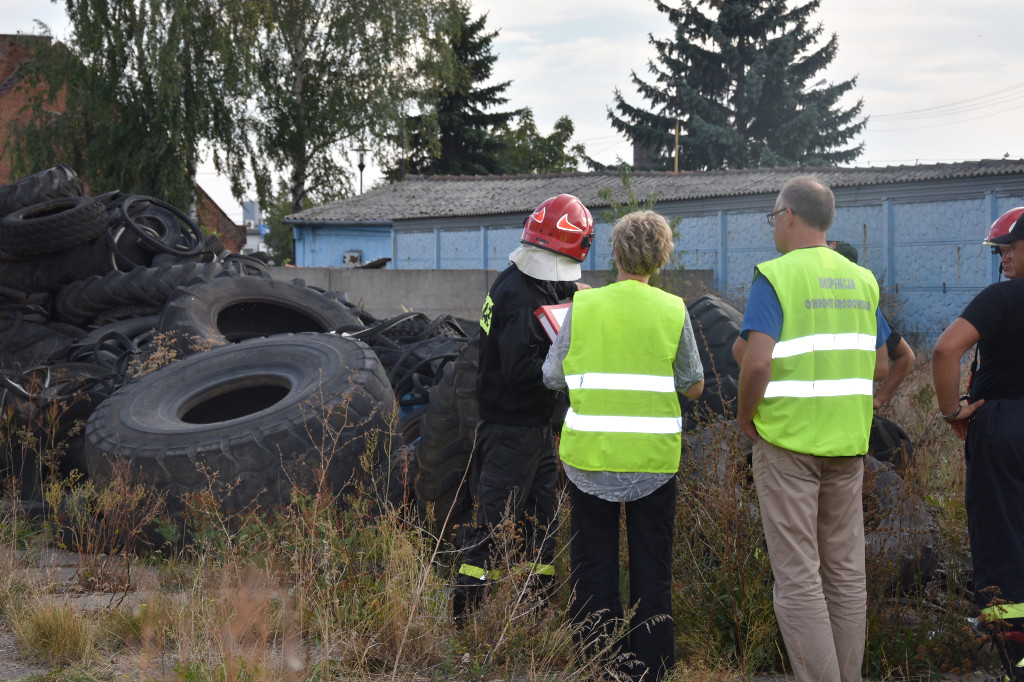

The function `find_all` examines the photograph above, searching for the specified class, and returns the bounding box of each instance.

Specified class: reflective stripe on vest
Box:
[772,333,876,358]
[764,378,874,398]
[560,280,687,473]
[564,407,683,434]
[564,372,676,393]
[752,248,879,456]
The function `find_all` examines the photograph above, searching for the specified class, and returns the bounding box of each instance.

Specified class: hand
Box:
[575,282,592,291]
[737,419,761,441]
[944,399,985,441]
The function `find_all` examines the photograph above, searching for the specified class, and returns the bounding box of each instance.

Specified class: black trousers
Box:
[459,421,559,582]
[967,398,1024,680]
[966,398,1024,611]
[567,477,676,681]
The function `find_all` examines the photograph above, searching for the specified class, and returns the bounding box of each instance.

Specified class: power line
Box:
[872,80,1024,121]
[870,100,1024,132]
[873,88,1024,122]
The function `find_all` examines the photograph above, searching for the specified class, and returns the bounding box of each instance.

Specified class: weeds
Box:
[675,420,781,677]
[0,335,1000,680]
[44,459,166,593]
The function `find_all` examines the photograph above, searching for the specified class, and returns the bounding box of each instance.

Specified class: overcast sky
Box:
[3,1,1023,221]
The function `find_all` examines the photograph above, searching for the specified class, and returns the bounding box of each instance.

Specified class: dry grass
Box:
[10,596,96,666]
[0,341,1000,680]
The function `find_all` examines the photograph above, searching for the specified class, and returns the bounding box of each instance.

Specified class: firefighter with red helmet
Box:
[933,206,1024,680]
[452,194,594,618]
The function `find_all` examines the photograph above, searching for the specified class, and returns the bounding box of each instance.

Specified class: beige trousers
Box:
[752,439,866,682]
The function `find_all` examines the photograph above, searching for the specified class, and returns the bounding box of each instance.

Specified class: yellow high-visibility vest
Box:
[753,247,878,456]
[560,280,687,473]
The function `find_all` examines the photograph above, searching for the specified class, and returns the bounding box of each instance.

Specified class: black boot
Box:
[450,577,486,622]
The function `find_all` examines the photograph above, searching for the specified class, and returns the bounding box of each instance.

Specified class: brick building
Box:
[0,35,49,184]
[195,184,244,252]
[0,33,243,251]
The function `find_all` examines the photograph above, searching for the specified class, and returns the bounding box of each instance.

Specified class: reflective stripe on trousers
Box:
[458,562,554,581]
[983,602,1024,621]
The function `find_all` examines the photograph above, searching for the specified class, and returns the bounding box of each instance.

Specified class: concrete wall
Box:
[271,266,715,321]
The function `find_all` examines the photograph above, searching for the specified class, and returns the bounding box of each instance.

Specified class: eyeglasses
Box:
[766,207,789,228]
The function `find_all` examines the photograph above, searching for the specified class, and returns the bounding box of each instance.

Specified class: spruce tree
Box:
[391,1,521,177]
[609,0,865,171]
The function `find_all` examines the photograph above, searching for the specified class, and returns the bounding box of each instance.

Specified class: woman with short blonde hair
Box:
[611,210,674,276]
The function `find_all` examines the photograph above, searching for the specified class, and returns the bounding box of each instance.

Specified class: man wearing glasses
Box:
[732,176,890,682]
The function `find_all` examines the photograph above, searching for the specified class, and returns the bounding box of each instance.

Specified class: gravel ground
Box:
[0,629,48,682]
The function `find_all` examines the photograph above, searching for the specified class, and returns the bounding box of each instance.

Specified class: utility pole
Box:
[674,120,680,174]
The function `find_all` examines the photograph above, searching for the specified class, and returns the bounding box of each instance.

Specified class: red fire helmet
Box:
[984,207,1024,246]
[520,194,594,262]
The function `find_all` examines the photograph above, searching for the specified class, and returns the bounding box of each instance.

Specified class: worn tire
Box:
[83,333,398,524]
[0,227,131,293]
[67,315,159,374]
[869,415,915,472]
[157,276,364,354]
[864,457,939,594]
[54,261,263,326]
[684,294,743,427]
[1,363,119,501]
[0,164,83,218]
[414,335,479,537]
[0,196,108,259]
[119,195,204,257]
[0,298,86,369]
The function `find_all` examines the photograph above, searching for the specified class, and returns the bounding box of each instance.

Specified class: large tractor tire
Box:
[83,333,398,525]
[0,196,108,259]
[157,276,363,354]
[54,261,263,326]
[685,294,743,427]
[864,457,939,594]
[0,164,83,219]
[0,225,141,294]
[414,335,480,538]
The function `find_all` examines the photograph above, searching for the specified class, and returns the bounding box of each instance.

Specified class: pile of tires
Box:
[0,164,466,529]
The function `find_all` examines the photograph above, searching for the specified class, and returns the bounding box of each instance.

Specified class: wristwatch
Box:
[939,404,963,420]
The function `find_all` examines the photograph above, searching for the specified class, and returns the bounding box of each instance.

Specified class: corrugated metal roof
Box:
[286,159,1024,223]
